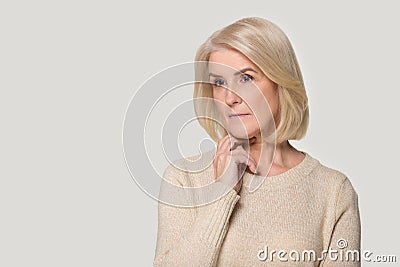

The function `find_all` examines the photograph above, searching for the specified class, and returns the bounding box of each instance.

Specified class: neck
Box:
[248,137,301,176]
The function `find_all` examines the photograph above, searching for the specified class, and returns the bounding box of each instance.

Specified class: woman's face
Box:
[209,48,279,140]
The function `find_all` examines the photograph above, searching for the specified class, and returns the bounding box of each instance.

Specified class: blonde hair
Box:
[193,17,309,144]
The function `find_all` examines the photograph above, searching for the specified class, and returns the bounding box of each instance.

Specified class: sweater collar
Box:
[241,152,320,192]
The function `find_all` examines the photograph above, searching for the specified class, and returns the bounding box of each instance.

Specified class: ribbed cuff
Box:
[193,188,240,264]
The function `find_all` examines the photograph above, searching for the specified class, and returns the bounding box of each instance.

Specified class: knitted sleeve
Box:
[322,177,361,266]
[153,163,240,267]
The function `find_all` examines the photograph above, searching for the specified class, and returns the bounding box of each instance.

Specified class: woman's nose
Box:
[225,88,242,106]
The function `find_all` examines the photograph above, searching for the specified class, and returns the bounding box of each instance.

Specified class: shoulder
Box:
[306,153,359,201]
[162,149,216,187]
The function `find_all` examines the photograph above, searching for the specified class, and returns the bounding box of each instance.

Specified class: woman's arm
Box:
[322,177,361,266]
[153,163,240,267]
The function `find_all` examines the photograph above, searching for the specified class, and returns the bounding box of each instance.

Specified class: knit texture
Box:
[154,150,361,266]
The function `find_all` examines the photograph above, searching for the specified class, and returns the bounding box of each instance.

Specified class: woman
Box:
[154,17,361,266]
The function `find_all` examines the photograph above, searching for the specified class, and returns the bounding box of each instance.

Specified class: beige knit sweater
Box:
[153,150,361,266]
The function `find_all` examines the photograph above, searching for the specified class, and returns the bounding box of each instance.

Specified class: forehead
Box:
[208,48,260,75]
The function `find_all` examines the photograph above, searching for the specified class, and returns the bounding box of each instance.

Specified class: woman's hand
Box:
[213,135,257,193]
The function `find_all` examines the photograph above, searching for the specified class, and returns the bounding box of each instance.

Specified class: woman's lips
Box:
[228,113,251,118]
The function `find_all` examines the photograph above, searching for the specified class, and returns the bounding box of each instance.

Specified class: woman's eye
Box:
[213,79,226,87]
[240,74,254,83]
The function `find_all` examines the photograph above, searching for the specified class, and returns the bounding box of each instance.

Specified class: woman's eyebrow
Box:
[208,72,223,78]
[233,68,258,75]
[209,67,257,78]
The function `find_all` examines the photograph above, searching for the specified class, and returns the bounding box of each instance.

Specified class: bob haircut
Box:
[193,17,309,144]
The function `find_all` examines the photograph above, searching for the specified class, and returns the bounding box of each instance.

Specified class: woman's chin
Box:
[227,128,257,140]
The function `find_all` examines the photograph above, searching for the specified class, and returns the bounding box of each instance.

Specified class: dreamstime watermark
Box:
[257,239,397,263]
[122,62,276,207]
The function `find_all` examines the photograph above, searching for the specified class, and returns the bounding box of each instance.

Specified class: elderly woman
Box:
[154,17,361,266]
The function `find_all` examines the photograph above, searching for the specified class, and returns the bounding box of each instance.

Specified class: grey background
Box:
[1,0,399,266]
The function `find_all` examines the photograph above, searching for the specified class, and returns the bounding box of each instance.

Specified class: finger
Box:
[219,151,250,174]
[216,135,232,154]
[229,136,251,151]
[235,153,257,173]
[217,134,229,148]
[220,136,237,154]
[214,152,232,173]
[231,146,257,173]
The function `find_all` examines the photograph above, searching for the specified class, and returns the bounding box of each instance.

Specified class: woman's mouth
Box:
[228,113,251,118]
